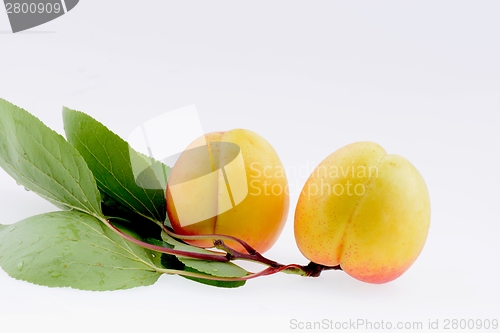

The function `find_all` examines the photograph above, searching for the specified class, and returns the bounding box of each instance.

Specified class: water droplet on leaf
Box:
[16,261,24,271]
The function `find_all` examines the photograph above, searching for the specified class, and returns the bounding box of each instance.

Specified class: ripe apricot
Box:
[166,129,289,253]
[294,141,430,283]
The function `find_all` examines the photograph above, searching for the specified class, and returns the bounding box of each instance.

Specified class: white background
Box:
[1,1,499,332]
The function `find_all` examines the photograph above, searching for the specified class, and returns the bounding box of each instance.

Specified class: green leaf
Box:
[161,232,249,278]
[0,211,161,291]
[182,267,246,288]
[151,234,248,288]
[160,254,246,288]
[0,99,102,216]
[180,258,248,278]
[63,107,170,224]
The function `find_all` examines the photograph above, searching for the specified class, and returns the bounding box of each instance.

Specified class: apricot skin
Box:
[294,142,430,283]
[166,129,289,253]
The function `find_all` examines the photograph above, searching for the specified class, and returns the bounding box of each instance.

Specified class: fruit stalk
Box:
[102,218,229,262]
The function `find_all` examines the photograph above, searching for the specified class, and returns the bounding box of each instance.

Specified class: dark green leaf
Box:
[0,211,161,291]
[103,193,163,241]
[160,253,246,288]
[161,232,249,278]
[63,107,170,224]
[0,99,102,216]
[182,267,246,288]
[160,253,185,270]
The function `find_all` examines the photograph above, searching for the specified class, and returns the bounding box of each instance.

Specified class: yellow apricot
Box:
[294,141,430,283]
[166,129,289,253]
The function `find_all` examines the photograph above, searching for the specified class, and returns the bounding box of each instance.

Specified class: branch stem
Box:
[161,226,257,254]
[101,218,229,262]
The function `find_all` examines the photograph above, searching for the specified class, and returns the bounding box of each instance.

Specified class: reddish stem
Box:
[213,239,280,267]
[105,219,228,262]
[162,226,257,255]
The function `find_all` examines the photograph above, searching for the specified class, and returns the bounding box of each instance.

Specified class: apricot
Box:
[166,129,289,253]
[294,142,430,283]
